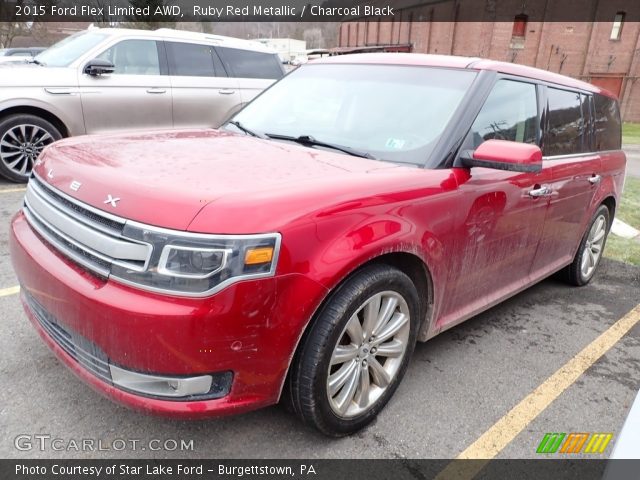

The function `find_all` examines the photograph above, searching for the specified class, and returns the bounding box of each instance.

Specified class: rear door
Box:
[529,87,601,276]
[438,78,552,328]
[215,47,284,106]
[78,39,172,134]
[166,41,241,128]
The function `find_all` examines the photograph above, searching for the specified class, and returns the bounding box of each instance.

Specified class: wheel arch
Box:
[363,251,434,339]
[314,250,435,342]
[278,249,435,403]
[601,196,616,228]
[0,105,70,137]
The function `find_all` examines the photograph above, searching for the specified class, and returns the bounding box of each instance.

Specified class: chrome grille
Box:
[36,180,125,233]
[25,291,113,384]
[23,176,151,278]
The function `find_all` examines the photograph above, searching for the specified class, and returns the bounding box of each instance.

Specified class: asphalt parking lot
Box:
[0,178,639,461]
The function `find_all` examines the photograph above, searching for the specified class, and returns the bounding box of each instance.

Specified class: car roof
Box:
[86,27,275,53]
[314,53,616,99]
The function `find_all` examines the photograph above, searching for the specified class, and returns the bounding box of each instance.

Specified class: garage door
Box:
[590,75,624,97]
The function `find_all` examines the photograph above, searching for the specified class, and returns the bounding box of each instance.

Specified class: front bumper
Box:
[10,211,328,417]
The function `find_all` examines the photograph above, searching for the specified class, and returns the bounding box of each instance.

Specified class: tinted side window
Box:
[216,47,283,79]
[468,80,538,148]
[594,94,622,151]
[545,88,583,156]
[166,42,219,77]
[97,40,160,75]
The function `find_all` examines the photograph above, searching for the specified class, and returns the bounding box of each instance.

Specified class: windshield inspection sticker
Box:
[385,138,406,149]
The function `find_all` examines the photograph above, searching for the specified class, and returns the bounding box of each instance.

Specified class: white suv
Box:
[0,28,284,182]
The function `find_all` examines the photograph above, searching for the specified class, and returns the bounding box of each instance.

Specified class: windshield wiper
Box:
[264,133,376,160]
[227,121,266,139]
[27,58,45,66]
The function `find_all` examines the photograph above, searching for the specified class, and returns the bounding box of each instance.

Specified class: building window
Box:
[512,14,528,38]
[611,12,625,40]
[510,14,528,49]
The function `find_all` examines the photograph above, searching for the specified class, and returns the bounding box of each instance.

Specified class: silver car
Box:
[0,47,46,63]
[0,28,284,182]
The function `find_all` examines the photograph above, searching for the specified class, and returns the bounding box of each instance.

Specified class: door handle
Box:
[528,185,552,198]
[146,88,166,94]
[588,175,601,185]
[218,89,236,95]
[44,88,79,95]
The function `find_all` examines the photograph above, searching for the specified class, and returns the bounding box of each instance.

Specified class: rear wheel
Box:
[287,264,420,436]
[562,205,610,286]
[0,114,61,183]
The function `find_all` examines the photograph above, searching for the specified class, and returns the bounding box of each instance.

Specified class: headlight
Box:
[109,221,280,296]
[158,246,230,279]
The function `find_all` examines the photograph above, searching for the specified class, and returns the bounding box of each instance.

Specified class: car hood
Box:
[34,129,410,232]
[0,64,76,86]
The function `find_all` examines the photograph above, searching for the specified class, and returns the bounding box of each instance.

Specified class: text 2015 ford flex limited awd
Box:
[10,54,625,436]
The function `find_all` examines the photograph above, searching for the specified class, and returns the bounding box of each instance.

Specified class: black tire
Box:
[287,264,420,436]
[561,205,610,286]
[0,114,62,183]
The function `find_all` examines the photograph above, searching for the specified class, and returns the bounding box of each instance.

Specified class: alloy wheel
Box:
[327,291,410,418]
[0,124,54,177]
[581,213,607,279]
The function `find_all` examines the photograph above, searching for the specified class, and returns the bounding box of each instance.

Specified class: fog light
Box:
[109,365,232,400]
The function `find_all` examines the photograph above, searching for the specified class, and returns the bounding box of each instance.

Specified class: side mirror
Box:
[460,139,542,173]
[84,58,115,76]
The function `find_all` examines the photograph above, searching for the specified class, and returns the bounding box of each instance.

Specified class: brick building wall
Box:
[338,0,640,121]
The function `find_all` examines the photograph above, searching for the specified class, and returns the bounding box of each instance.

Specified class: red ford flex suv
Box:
[10,54,625,436]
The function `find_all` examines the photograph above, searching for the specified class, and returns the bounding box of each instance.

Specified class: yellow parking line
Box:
[0,285,20,297]
[437,303,640,480]
[0,187,26,194]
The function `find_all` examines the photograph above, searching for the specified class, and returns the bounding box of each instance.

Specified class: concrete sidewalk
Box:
[623,144,640,178]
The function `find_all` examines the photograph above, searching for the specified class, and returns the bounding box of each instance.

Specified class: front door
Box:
[437,78,551,329]
[78,39,172,134]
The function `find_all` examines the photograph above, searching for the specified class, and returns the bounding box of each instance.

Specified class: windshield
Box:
[35,31,108,67]
[229,63,476,166]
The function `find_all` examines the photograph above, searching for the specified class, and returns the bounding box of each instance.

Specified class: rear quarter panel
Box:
[595,150,626,223]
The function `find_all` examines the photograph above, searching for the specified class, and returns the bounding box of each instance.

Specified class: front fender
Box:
[0,95,84,136]
[279,194,458,340]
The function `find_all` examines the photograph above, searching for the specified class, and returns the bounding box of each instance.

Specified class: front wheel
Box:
[287,264,420,436]
[0,114,62,183]
[562,205,610,286]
